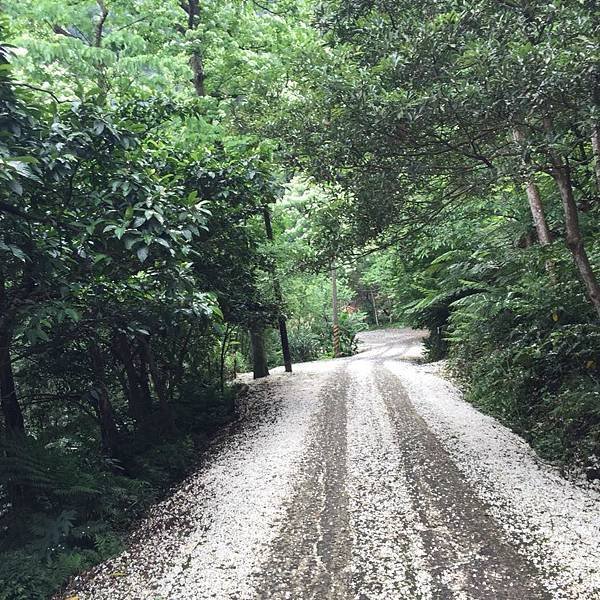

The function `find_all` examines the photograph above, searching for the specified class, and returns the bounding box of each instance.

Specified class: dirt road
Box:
[66,329,600,600]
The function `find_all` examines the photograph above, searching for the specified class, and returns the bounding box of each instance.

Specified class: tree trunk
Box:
[0,336,26,512]
[277,315,292,372]
[94,0,109,47]
[591,70,600,191]
[0,333,24,437]
[591,125,600,191]
[93,0,110,98]
[552,165,600,318]
[138,336,173,429]
[331,266,340,358]
[250,328,269,379]
[190,53,206,97]
[219,325,231,393]
[370,290,380,326]
[184,0,205,97]
[522,177,557,281]
[523,181,553,245]
[262,206,292,372]
[0,272,24,437]
[137,345,154,412]
[512,128,553,245]
[0,275,26,510]
[113,332,153,424]
[543,117,600,317]
[89,343,121,457]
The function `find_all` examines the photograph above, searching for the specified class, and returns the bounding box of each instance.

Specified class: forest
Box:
[0,1,599,598]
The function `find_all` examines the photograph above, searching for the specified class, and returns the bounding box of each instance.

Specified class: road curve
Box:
[65,329,600,600]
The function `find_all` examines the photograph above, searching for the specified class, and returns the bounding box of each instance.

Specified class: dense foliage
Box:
[0,3,309,597]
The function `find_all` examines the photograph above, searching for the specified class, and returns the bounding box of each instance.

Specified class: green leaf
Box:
[137,246,150,262]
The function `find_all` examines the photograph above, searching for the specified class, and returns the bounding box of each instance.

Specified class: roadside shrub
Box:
[336,311,368,357]
[287,322,322,362]
[448,273,600,472]
[284,311,367,363]
[0,388,237,600]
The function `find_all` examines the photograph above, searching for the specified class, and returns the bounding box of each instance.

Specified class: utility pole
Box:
[332,264,340,358]
[263,206,292,372]
[370,289,380,327]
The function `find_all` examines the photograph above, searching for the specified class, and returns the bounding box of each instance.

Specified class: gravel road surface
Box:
[65,329,600,600]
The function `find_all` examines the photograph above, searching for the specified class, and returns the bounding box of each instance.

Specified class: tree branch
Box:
[10,82,73,103]
[112,16,149,33]
[251,0,286,17]
[94,0,109,47]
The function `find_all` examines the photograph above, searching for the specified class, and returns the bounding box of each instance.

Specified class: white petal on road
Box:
[67,371,331,600]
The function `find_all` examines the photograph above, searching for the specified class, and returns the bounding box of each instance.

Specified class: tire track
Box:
[254,368,351,599]
[376,365,549,599]
[346,358,432,600]
[64,328,600,599]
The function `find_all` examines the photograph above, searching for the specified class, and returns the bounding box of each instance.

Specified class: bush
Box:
[288,323,322,362]
[0,515,122,600]
[336,311,368,357]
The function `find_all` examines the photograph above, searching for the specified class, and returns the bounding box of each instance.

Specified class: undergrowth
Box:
[440,264,600,475]
[0,387,236,600]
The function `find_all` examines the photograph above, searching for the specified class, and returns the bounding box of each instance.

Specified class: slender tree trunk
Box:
[523,181,553,245]
[137,346,154,411]
[591,70,600,191]
[0,272,24,437]
[94,0,109,47]
[167,324,193,403]
[183,0,206,97]
[552,165,600,318]
[370,290,380,327]
[190,53,206,97]
[262,206,292,372]
[591,125,600,191]
[0,273,26,510]
[543,117,600,317]
[250,328,269,379]
[113,332,152,424]
[93,0,110,99]
[512,128,553,245]
[219,325,231,393]
[0,339,26,511]
[89,343,121,457]
[277,315,292,371]
[0,333,24,437]
[332,266,340,358]
[522,177,557,281]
